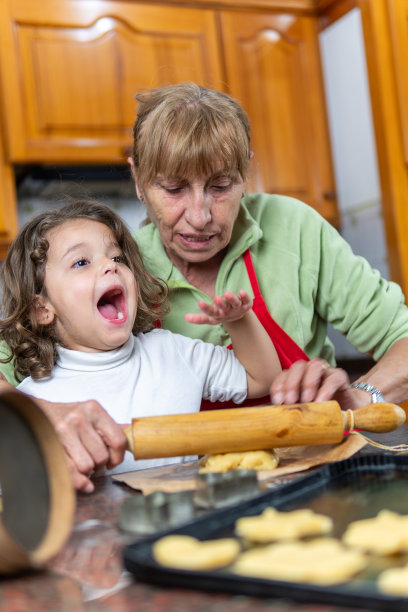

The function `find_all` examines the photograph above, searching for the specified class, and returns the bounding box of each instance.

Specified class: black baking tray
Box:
[123,454,408,610]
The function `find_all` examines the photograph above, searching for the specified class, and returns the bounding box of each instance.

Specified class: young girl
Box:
[0,200,281,474]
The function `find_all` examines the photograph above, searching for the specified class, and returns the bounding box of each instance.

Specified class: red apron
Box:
[200,248,309,410]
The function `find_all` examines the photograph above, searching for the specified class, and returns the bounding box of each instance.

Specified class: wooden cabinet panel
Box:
[221,11,338,224]
[0,0,224,163]
[387,0,408,166]
[0,128,18,258]
[356,0,408,293]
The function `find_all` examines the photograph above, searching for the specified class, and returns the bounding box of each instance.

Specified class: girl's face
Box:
[38,219,138,352]
[139,171,244,273]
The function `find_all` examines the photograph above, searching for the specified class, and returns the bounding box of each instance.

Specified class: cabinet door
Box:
[220,11,339,224]
[0,116,18,258]
[357,0,408,293]
[0,0,223,163]
[387,0,408,167]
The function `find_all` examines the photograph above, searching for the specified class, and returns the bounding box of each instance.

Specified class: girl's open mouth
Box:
[97,288,126,321]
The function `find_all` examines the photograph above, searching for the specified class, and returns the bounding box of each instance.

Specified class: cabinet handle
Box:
[323,190,336,200]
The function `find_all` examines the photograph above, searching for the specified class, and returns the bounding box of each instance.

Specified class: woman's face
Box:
[140,172,244,270]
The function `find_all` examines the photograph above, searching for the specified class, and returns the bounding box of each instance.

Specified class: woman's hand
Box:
[270,358,354,408]
[35,397,128,493]
[184,290,252,325]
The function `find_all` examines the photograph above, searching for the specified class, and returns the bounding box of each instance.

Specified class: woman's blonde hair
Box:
[0,200,168,380]
[132,82,251,188]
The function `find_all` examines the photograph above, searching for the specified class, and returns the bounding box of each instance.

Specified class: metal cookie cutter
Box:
[194,470,260,509]
[118,490,195,535]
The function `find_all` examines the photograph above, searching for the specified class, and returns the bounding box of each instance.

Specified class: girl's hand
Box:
[184,290,253,325]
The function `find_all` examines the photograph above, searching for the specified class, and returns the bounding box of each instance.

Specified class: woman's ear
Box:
[33,296,55,325]
[127,157,144,201]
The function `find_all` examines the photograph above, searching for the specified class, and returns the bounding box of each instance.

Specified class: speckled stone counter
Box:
[1,425,407,612]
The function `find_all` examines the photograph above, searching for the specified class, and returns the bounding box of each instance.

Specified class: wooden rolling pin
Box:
[125,401,406,459]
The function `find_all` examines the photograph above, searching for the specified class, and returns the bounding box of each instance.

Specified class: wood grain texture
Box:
[125,401,405,459]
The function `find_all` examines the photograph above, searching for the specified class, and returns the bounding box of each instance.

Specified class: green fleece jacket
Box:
[135,193,408,362]
[1,194,407,385]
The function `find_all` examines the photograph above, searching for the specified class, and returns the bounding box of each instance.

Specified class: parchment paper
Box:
[112,434,367,494]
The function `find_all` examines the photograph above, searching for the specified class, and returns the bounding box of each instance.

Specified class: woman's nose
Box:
[185,191,211,229]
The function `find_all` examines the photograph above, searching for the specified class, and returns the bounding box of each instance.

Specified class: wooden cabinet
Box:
[340,0,408,295]
[0,0,339,253]
[221,10,337,224]
[0,113,18,258]
[0,0,224,163]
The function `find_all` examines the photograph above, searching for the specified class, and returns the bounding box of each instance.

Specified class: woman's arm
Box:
[0,374,127,493]
[348,337,408,405]
[185,290,281,398]
[270,337,408,411]
[36,397,128,493]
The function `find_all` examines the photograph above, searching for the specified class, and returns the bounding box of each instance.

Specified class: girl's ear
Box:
[33,296,55,325]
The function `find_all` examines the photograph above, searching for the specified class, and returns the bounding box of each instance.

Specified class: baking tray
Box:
[123,454,408,610]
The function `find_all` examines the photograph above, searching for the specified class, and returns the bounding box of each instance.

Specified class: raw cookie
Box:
[235,507,333,543]
[152,534,240,570]
[198,449,279,473]
[378,563,408,595]
[342,510,408,555]
[232,538,367,585]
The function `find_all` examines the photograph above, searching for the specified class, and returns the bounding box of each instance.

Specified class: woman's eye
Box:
[212,183,232,192]
[158,181,185,195]
[73,258,89,268]
[164,186,183,194]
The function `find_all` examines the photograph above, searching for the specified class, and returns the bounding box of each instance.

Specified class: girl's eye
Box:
[73,258,89,268]
[112,255,123,263]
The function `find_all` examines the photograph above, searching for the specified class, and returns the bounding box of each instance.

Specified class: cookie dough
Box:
[198,449,279,473]
[378,563,408,595]
[232,538,367,585]
[235,507,333,543]
[342,510,408,555]
[152,534,240,570]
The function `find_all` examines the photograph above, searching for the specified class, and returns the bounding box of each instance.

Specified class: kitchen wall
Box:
[17,169,146,235]
[319,7,387,359]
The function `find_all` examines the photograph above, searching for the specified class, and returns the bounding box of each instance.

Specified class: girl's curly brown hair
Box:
[0,200,169,381]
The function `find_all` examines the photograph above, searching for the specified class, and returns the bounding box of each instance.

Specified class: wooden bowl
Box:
[0,389,75,573]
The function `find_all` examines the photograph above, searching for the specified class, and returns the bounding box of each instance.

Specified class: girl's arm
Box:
[185,290,281,398]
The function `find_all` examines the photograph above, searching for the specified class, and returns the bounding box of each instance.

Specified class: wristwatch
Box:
[350,382,385,403]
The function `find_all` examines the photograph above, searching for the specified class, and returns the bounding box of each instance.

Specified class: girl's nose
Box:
[104,258,118,274]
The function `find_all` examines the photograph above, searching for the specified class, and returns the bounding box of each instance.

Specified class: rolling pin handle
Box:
[343,403,406,433]
[124,425,133,453]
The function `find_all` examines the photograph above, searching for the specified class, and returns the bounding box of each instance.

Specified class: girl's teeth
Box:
[117,312,124,320]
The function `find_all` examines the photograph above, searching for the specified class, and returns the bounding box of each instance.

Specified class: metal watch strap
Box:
[350,382,385,403]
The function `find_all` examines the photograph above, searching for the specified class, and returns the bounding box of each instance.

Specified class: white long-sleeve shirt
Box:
[18,329,247,474]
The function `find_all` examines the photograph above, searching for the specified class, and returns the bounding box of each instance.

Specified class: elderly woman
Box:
[1,82,408,492]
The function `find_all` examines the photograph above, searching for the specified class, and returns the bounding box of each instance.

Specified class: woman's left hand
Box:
[270,358,353,407]
[184,290,253,325]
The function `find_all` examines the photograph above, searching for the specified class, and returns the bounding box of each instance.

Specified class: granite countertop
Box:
[1,423,407,612]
